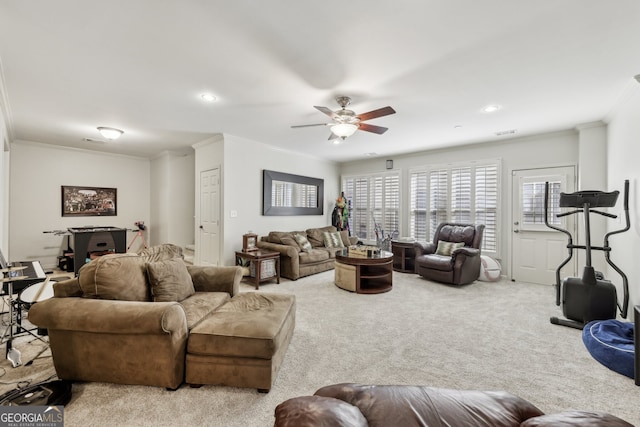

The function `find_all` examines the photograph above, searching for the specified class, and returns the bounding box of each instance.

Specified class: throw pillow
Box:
[293,233,313,253]
[146,257,195,302]
[280,235,300,249]
[435,240,465,256]
[323,231,345,248]
[78,253,149,301]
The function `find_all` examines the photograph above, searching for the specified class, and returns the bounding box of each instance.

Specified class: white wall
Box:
[341,130,581,276]
[9,141,150,269]
[193,134,340,267]
[0,114,8,255]
[606,80,640,319]
[149,150,195,247]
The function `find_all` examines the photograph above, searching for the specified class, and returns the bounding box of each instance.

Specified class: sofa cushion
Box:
[146,258,195,302]
[418,254,454,271]
[323,231,345,248]
[274,396,368,427]
[437,224,477,246]
[307,226,337,247]
[339,230,353,247]
[78,253,149,301]
[314,383,544,427]
[435,241,465,256]
[294,233,313,252]
[138,243,184,262]
[268,231,303,244]
[180,291,231,329]
[300,249,330,264]
[520,411,634,427]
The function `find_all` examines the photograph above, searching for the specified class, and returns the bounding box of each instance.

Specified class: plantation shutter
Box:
[410,171,428,241]
[451,167,472,223]
[429,169,448,240]
[353,178,369,239]
[475,165,498,252]
[383,174,400,237]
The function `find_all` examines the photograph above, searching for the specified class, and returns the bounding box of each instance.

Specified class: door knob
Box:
[514,229,520,233]
[199,225,204,229]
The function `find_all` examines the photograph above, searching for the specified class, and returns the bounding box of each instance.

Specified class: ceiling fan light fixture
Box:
[331,123,358,138]
[97,126,124,140]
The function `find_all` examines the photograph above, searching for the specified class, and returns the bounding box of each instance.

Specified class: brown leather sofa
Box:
[274,383,633,426]
[256,225,358,280]
[29,245,296,391]
[414,222,485,285]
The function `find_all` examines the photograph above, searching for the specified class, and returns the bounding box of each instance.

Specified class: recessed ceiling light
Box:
[454,125,463,129]
[481,104,502,113]
[364,152,378,156]
[496,129,517,136]
[201,93,217,102]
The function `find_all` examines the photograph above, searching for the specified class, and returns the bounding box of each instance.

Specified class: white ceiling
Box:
[1,1,639,162]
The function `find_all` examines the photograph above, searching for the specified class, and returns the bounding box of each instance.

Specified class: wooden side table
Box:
[391,241,416,273]
[235,250,280,290]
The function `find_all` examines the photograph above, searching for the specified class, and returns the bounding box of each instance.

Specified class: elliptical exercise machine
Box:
[544,180,630,329]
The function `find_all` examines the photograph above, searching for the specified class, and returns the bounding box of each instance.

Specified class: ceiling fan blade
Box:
[328,132,339,141]
[357,106,396,122]
[359,123,388,135]
[291,123,329,128]
[314,106,339,119]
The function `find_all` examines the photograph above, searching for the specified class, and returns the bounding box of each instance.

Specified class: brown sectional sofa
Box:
[28,246,295,391]
[256,225,358,280]
[274,383,633,426]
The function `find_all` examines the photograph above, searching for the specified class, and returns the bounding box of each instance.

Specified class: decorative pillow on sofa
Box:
[293,233,313,253]
[435,241,465,256]
[306,226,337,247]
[146,257,195,302]
[280,236,300,250]
[78,253,149,301]
[323,231,345,248]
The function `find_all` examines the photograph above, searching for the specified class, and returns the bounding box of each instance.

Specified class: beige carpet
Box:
[2,272,638,426]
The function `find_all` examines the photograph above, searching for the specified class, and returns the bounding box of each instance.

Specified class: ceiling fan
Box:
[291,96,396,142]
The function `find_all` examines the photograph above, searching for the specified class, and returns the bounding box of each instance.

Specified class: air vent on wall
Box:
[495,129,517,136]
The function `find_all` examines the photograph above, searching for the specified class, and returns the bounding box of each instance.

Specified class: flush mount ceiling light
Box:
[97,127,124,140]
[330,123,358,140]
[481,104,502,113]
[200,93,217,102]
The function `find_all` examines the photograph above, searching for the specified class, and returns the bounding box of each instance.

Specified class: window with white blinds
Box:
[342,172,400,241]
[409,161,500,254]
[410,172,428,241]
[429,169,448,240]
[522,181,561,226]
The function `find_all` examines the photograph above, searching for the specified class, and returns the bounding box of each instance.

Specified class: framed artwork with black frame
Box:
[61,185,117,217]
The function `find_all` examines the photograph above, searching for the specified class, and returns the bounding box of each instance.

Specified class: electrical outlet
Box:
[230,210,238,218]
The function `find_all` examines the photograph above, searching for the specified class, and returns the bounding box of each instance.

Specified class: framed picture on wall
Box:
[61,186,117,217]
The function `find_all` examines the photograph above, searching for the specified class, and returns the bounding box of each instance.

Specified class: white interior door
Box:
[199,168,220,266]
[511,166,576,285]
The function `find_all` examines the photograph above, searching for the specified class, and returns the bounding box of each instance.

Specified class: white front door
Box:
[199,168,221,266]
[511,166,576,285]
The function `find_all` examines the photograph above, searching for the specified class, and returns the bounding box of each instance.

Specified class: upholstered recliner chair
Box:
[414,222,485,285]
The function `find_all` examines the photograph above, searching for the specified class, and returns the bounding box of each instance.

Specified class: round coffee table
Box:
[334,248,393,294]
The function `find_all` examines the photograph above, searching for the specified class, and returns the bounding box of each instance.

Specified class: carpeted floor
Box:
[2,271,638,426]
